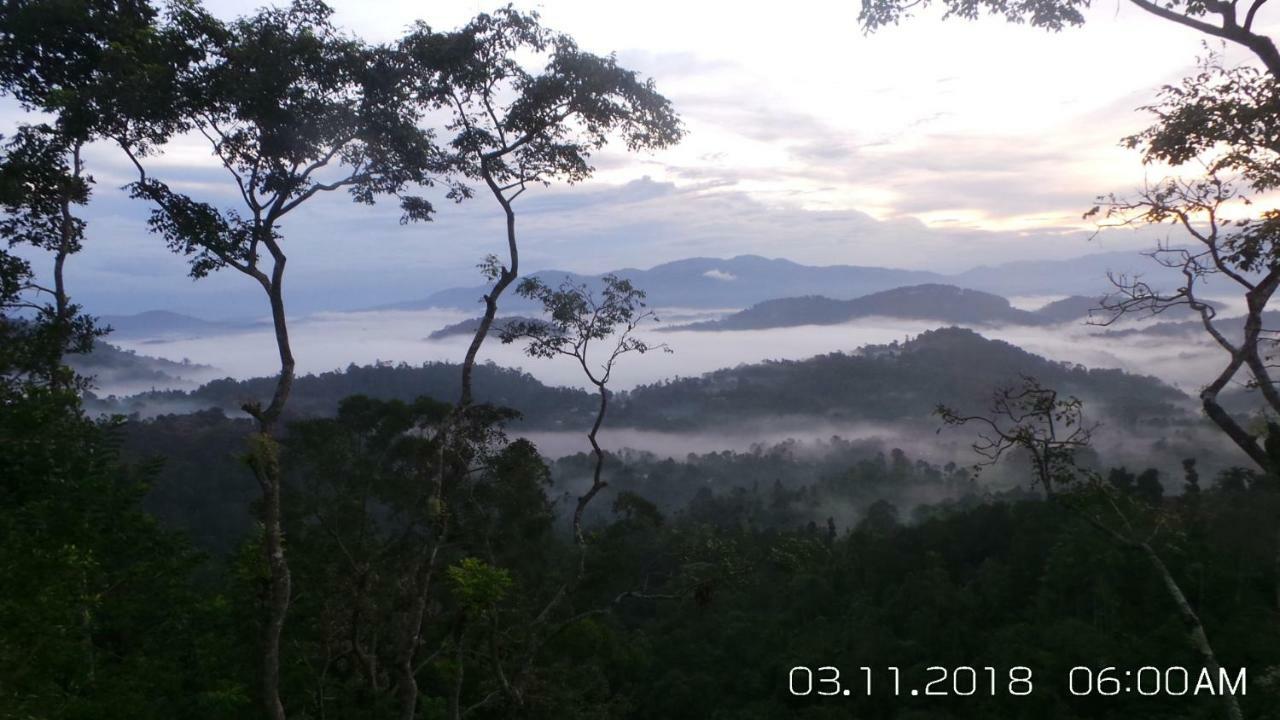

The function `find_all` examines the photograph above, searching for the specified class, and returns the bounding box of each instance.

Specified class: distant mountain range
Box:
[106,250,1192,333]
[99,310,267,341]
[387,250,1186,312]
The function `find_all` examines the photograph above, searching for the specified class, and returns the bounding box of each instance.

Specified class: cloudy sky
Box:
[8,0,1275,317]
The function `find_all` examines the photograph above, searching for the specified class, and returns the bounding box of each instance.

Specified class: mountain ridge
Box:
[387,249,1184,312]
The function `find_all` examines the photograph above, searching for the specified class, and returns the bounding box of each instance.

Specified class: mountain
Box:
[1032,295,1104,324]
[384,255,949,311]
[951,250,1187,297]
[612,327,1188,428]
[674,285,1043,331]
[70,342,215,395]
[391,250,1187,312]
[427,315,547,340]
[99,310,264,341]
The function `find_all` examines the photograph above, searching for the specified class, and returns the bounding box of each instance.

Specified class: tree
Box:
[502,273,669,546]
[858,0,1280,78]
[858,0,1280,477]
[399,7,683,406]
[117,4,451,718]
[938,377,1244,720]
[375,14,682,717]
[0,127,98,388]
[0,0,197,385]
[1089,54,1280,473]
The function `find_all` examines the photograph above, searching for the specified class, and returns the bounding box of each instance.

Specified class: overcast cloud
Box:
[7,0,1277,318]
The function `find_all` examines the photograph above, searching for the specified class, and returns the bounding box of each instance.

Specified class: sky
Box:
[8,0,1277,317]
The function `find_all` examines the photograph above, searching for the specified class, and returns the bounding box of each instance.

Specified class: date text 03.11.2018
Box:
[789,666,1033,698]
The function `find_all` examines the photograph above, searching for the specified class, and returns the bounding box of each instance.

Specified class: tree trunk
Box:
[573,384,610,546]
[246,251,296,720]
[1140,543,1244,720]
[460,165,519,407]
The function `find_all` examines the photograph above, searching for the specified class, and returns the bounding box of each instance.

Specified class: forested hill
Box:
[674,284,1078,331]
[68,342,213,391]
[88,361,600,427]
[613,327,1188,427]
[99,328,1188,430]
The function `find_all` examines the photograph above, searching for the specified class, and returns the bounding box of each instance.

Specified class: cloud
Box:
[703,269,736,281]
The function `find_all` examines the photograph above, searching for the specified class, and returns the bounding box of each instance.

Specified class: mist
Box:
[102,303,1231,398]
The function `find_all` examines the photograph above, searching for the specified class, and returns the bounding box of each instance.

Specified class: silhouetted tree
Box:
[859,0,1280,78]
[376,15,682,717]
[1087,54,1280,475]
[0,0,198,384]
[503,273,669,546]
[0,128,98,387]
[118,4,451,717]
[400,8,683,406]
[939,377,1242,720]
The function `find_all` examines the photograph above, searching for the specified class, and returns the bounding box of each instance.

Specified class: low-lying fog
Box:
[106,304,1229,397]
[96,302,1257,481]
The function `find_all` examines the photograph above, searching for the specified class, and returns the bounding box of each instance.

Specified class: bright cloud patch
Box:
[703,269,737,281]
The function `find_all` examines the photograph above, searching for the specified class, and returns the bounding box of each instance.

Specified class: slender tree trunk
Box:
[1029,445,1243,720]
[1139,543,1244,720]
[1052,490,1244,720]
[573,383,610,546]
[245,243,296,720]
[395,515,445,720]
[48,142,82,386]
[460,165,519,407]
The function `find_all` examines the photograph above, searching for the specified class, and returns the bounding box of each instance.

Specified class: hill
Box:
[100,328,1189,433]
[88,360,599,428]
[612,327,1188,428]
[673,285,1043,331]
[427,315,547,340]
[69,342,214,394]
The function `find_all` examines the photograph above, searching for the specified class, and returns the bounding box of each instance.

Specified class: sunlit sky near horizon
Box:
[8,0,1280,317]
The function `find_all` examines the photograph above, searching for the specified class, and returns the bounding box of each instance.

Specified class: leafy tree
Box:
[399,7,683,405]
[0,0,196,386]
[0,127,102,388]
[117,3,452,717]
[360,14,685,718]
[0,236,243,718]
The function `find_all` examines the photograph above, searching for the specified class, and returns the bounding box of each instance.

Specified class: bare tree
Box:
[502,273,669,546]
[938,377,1243,720]
[1089,170,1279,470]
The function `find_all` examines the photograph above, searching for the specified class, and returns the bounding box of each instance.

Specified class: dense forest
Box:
[4,1,1280,719]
